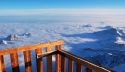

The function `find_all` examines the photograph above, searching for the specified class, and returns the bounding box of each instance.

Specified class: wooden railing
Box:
[0,40,112,72]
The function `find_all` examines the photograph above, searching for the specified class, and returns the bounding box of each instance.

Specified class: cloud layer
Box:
[0,9,125,16]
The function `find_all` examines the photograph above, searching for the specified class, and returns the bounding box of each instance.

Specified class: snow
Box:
[107,53,113,56]
[115,37,125,44]
[0,14,125,72]
[0,40,7,44]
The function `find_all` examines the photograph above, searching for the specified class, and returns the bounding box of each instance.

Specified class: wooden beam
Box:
[55,45,61,50]
[56,45,61,72]
[0,55,5,72]
[86,67,92,72]
[23,51,32,72]
[37,51,57,58]
[57,50,111,72]
[36,48,43,72]
[61,56,66,72]
[68,59,74,72]
[76,62,82,72]
[46,47,52,72]
[10,53,19,72]
[0,40,64,55]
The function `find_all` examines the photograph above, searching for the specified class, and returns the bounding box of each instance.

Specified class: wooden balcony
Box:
[0,40,112,72]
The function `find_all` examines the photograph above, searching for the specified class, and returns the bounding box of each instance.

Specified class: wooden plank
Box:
[23,51,32,72]
[0,40,64,55]
[86,67,92,72]
[10,53,19,72]
[56,45,61,72]
[46,46,52,52]
[37,50,57,58]
[57,50,111,72]
[56,54,61,72]
[68,59,73,72]
[35,48,43,72]
[61,56,66,72]
[0,55,5,72]
[76,62,82,72]
[46,47,52,72]
[55,45,61,50]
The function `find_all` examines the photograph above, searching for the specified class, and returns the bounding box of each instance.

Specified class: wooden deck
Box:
[0,40,112,72]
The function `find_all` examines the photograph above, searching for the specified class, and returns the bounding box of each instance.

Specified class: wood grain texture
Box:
[55,45,61,50]
[56,45,61,72]
[61,56,66,72]
[57,50,111,72]
[0,55,5,72]
[76,62,82,72]
[10,53,19,72]
[23,51,32,72]
[0,40,64,72]
[68,59,74,72]
[0,40,64,55]
[86,67,92,72]
[0,40,112,72]
[36,48,43,72]
[56,54,61,72]
[46,47,52,72]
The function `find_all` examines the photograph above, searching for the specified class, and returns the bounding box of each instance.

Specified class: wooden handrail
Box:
[0,40,64,72]
[37,50,57,58]
[0,40,64,55]
[57,50,112,72]
[37,50,112,72]
[0,40,113,72]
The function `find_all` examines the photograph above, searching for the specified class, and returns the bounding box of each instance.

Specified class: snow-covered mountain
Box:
[63,26,125,51]
[61,26,125,72]
[0,15,125,72]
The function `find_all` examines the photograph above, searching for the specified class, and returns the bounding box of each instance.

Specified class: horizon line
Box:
[0,8,125,16]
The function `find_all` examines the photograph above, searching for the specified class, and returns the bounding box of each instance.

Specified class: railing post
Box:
[76,62,82,72]
[56,45,61,72]
[10,53,20,72]
[0,40,64,72]
[23,50,32,72]
[68,59,74,72]
[0,55,5,72]
[36,48,43,72]
[61,55,66,72]
[86,67,92,72]
[46,47,52,72]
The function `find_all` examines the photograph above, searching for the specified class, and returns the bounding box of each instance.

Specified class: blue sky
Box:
[0,0,125,16]
[0,0,125,9]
